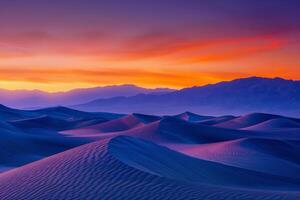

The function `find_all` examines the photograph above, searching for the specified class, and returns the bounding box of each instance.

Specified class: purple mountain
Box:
[73,77,300,117]
[0,85,174,109]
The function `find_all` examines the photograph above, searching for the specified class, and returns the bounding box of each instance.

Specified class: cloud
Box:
[181,37,285,63]
[105,33,287,65]
[0,27,292,71]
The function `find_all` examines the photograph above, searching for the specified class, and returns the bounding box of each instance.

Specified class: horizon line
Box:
[0,76,298,93]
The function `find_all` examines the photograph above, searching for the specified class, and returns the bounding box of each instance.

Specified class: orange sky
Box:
[0,1,299,92]
[1,34,299,92]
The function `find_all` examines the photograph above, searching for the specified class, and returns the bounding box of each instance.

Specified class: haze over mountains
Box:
[1,77,300,117]
[74,77,300,117]
[0,85,174,109]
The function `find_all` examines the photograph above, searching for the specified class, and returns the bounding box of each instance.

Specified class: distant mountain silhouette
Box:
[0,85,174,109]
[73,77,300,117]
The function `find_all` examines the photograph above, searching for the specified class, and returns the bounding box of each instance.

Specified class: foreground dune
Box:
[0,136,299,200]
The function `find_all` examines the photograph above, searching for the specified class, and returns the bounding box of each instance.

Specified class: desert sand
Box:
[0,105,299,199]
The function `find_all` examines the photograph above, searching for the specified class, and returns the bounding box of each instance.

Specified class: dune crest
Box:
[0,136,299,200]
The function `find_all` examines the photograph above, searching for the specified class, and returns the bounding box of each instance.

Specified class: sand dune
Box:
[132,113,161,124]
[198,115,237,125]
[0,136,299,200]
[167,138,300,179]
[10,115,73,131]
[62,115,270,143]
[75,116,247,144]
[243,118,300,131]
[152,117,247,143]
[0,106,99,171]
[0,105,37,121]
[1,106,300,199]
[111,136,300,187]
[0,119,20,132]
[0,129,89,171]
[62,114,144,136]
[174,112,213,122]
[32,106,106,120]
[215,113,281,129]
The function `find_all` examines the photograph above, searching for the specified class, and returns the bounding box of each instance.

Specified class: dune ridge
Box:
[0,136,299,200]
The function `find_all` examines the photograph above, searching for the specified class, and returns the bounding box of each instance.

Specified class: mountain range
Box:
[73,77,300,117]
[0,85,174,109]
[1,77,300,117]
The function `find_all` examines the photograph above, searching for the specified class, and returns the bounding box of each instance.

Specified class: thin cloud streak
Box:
[0,68,250,91]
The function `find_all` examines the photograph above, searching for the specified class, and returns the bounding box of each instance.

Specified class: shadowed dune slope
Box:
[0,129,90,171]
[62,115,143,136]
[0,108,99,171]
[32,106,107,120]
[0,105,38,121]
[0,136,299,200]
[110,136,300,188]
[215,113,282,129]
[148,117,248,143]
[132,113,161,124]
[0,119,20,132]
[167,138,300,179]
[10,115,73,131]
[9,115,111,132]
[243,118,300,131]
[198,115,237,125]
[173,112,214,122]
[63,116,250,144]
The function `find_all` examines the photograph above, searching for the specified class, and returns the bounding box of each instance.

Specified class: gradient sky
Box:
[0,0,300,92]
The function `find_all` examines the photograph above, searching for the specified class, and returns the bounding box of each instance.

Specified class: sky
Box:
[0,0,300,92]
